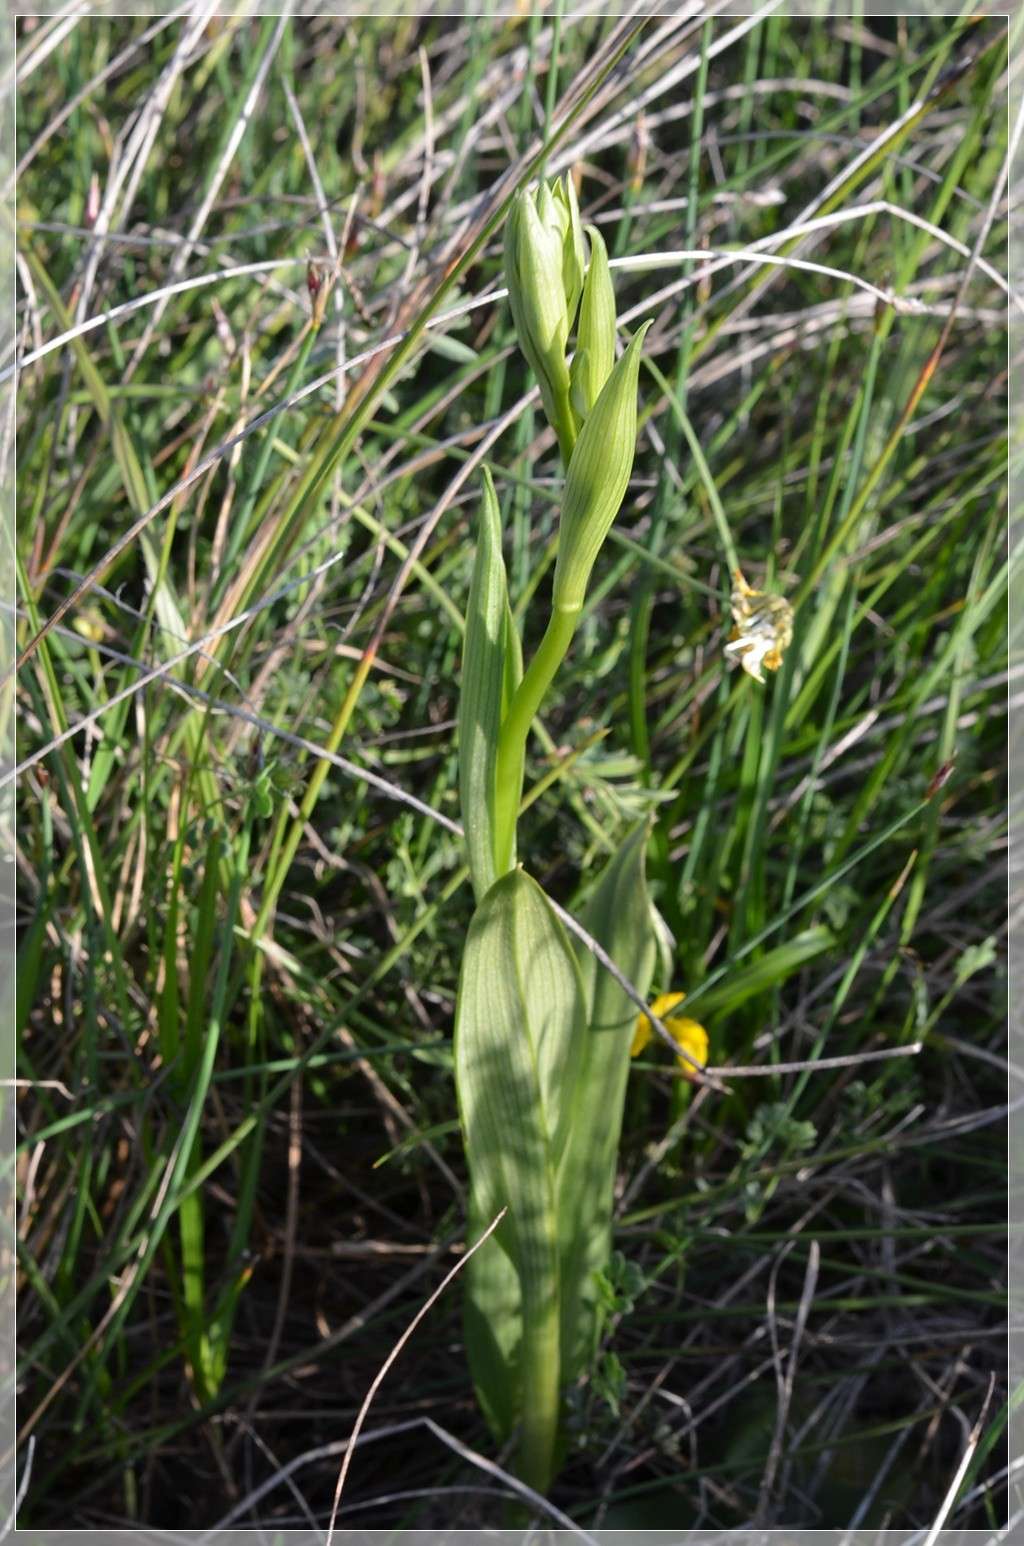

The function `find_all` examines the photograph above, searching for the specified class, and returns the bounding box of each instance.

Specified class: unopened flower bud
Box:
[505,177,586,462]
[552,174,585,325]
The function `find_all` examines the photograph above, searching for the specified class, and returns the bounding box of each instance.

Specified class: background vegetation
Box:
[15,6,1012,1531]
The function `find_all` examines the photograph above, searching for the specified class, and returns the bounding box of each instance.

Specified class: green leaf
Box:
[425,332,480,365]
[454,868,586,1486]
[502,578,524,723]
[462,1189,522,1441]
[458,469,520,901]
[591,1349,627,1416]
[694,925,834,1019]
[558,823,658,1381]
[953,935,997,988]
[570,224,615,422]
[552,321,652,612]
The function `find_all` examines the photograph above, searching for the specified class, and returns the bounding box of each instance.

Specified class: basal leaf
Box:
[559,823,658,1381]
[462,1188,522,1442]
[453,868,586,1483]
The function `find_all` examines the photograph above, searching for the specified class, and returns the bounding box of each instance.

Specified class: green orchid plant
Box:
[453,176,669,1494]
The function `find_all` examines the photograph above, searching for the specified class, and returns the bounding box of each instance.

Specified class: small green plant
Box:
[452,178,662,1494]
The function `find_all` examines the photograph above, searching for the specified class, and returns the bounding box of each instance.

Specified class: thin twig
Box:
[545,893,731,1093]
[125,7,292,374]
[323,1208,508,1545]
[202,1411,599,1540]
[0,1435,34,1540]
[9,616,464,832]
[918,1372,998,1546]
[16,191,1011,384]
[704,1043,924,1078]
[756,1238,820,1522]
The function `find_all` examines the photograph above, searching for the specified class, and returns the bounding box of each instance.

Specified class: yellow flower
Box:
[631,991,709,1080]
[724,568,794,684]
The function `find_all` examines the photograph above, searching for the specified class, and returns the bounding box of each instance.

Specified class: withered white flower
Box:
[725,569,794,684]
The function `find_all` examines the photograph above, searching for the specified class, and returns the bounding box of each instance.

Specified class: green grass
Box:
[14,8,1012,1532]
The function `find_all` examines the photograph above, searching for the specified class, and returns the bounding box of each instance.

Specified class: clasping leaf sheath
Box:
[455,832,663,1481]
[454,868,587,1491]
[558,824,659,1381]
[552,320,652,613]
[569,224,616,424]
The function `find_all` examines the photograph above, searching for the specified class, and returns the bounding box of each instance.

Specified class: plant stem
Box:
[493,602,579,874]
[518,1276,562,1494]
[550,378,578,468]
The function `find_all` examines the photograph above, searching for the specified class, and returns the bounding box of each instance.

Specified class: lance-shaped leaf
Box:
[458,468,522,901]
[552,320,652,613]
[689,925,834,1019]
[453,868,586,1488]
[569,224,616,424]
[558,824,659,1381]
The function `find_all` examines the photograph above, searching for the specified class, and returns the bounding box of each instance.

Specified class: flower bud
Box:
[504,177,585,462]
[552,174,585,325]
[552,321,651,613]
